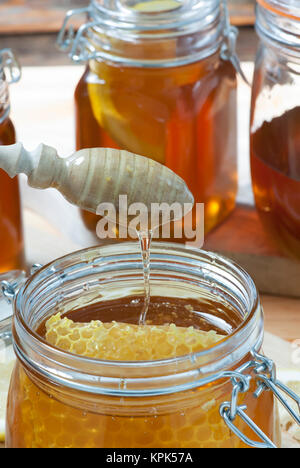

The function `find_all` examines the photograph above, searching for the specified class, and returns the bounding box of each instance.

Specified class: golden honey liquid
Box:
[138,230,152,325]
[6,296,278,448]
[0,117,24,272]
[251,106,300,257]
[75,54,237,238]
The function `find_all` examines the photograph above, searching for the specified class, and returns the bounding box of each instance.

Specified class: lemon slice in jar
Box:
[45,313,223,361]
[132,1,181,12]
[0,345,15,442]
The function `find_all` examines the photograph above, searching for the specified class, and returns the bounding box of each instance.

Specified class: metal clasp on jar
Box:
[57,6,96,63]
[0,49,21,84]
[220,352,300,448]
[0,270,27,342]
[220,0,250,85]
[57,0,249,81]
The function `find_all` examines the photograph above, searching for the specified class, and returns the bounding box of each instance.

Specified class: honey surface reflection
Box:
[76,54,237,237]
[6,295,277,448]
[251,106,300,256]
[0,118,24,272]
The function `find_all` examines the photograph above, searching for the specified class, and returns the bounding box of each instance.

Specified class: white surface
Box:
[7,63,254,265]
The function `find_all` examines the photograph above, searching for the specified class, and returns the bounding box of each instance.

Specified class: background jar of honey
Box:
[6,243,282,448]
[58,0,238,238]
[0,49,24,272]
[251,0,300,257]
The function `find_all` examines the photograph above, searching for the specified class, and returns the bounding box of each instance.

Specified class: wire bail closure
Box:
[0,49,21,84]
[57,6,94,63]
[57,0,247,74]
[220,0,250,85]
[1,270,26,305]
[220,351,300,448]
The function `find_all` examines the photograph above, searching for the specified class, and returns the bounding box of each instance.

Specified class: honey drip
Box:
[137,230,153,325]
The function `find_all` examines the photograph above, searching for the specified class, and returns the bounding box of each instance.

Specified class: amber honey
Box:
[0,116,24,272]
[6,295,278,448]
[76,54,237,238]
[251,106,300,257]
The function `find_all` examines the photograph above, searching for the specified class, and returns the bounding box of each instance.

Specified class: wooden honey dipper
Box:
[0,143,194,218]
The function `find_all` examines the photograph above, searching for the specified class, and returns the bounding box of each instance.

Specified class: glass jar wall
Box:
[0,270,25,442]
[0,49,24,272]
[60,0,238,237]
[251,0,300,257]
[6,244,280,448]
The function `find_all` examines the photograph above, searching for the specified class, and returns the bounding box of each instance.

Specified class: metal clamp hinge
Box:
[221,0,250,86]
[57,7,98,63]
[220,352,300,448]
[0,49,21,84]
[0,267,41,305]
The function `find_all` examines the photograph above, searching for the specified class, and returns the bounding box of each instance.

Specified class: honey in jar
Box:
[60,0,238,238]
[251,0,300,257]
[0,50,24,272]
[6,244,281,448]
[251,107,300,256]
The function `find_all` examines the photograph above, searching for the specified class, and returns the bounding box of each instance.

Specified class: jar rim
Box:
[58,1,228,67]
[256,0,300,55]
[90,0,221,30]
[13,243,263,396]
[257,0,300,20]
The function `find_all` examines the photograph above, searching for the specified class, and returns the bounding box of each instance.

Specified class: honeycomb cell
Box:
[45,313,223,361]
[177,426,194,441]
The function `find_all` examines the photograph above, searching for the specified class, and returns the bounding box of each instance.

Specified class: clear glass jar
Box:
[251,0,300,257]
[58,0,238,237]
[0,49,24,272]
[0,270,25,442]
[4,242,294,448]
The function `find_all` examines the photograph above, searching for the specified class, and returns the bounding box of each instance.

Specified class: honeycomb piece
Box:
[45,313,223,361]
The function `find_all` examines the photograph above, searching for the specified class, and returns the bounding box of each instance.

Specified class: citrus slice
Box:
[45,313,223,361]
[0,345,15,442]
[132,0,181,12]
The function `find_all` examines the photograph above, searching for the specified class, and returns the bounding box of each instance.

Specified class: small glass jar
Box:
[58,0,238,236]
[4,243,299,448]
[251,0,300,257]
[0,49,24,272]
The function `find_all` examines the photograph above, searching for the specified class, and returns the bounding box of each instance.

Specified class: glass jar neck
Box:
[256,0,300,59]
[64,0,230,67]
[12,243,263,398]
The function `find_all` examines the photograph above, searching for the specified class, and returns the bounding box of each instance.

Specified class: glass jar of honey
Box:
[0,49,24,272]
[58,0,238,237]
[3,243,299,448]
[251,0,300,257]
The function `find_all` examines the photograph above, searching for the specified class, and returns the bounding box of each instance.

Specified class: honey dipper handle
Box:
[0,143,194,215]
[0,143,25,178]
[0,142,63,189]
